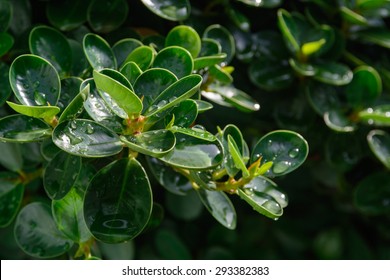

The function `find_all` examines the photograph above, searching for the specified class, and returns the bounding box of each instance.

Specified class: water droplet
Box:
[288,148,300,158]
[261,200,281,214]
[368,119,374,125]
[267,139,273,146]
[70,121,77,130]
[367,108,373,114]
[272,160,291,174]
[157,100,167,109]
[85,124,94,135]
[168,96,177,103]
[192,124,205,131]
[68,133,83,145]
[253,153,261,159]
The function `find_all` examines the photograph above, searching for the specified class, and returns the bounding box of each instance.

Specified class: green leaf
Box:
[358,28,390,48]
[354,172,390,215]
[43,151,82,200]
[193,53,227,70]
[40,138,61,161]
[345,66,382,108]
[306,81,342,116]
[123,46,155,71]
[93,70,143,118]
[277,9,300,54]
[165,25,201,58]
[301,38,326,57]
[160,131,223,169]
[340,6,368,25]
[166,190,203,221]
[358,105,390,126]
[0,0,12,32]
[238,176,287,219]
[153,46,193,79]
[195,100,213,112]
[367,130,390,169]
[0,32,13,57]
[237,0,282,8]
[197,188,237,229]
[228,135,250,178]
[0,62,11,105]
[87,0,129,33]
[208,65,233,84]
[289,58,317,76]
[68,39,89,77]
[57,77,83,112]
[190,170,217,191]
[46,0,90,31]
[170,126,217,142]
[251,130,309,177]
[169,99,198,127]
[0,115,52,143]
[83,79,125,133]
[6,101,60,121]
[324,110,356,132]
[58,84,89,123]
[8,0,31,37]
[207,85,260,112]
[9,54,61,106]
[52,119,123,157]
[0,142,23,172]
[52,187,92,243]
[120,129,176,157]
[29,26,72,76]
[84,158,152,243]
[14,202,73,258]
[203,24,235,64]
[83,33,117,70]
[0,172,23,228]
[226,6,250,32]
[140,0,191,21]
[145,74,202,117]
[147,157,192,195]
[133,68,178,110]
[249,58,294,91]
[120,61,143,85]
[312,61,353,86]
[113,38,143,67]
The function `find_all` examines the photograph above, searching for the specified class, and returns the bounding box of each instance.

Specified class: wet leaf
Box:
[153,46,193,78]
[84,158,152,243]
[367,130,390,169]
[140,0,191,21]
[113,38,143,67]
[58,84,89,123]
[358,105,390,126]
[123,46,155,71]
[83,33,116,70]
[0,172,23,228]
[14,202,73,258]
[120,61,143,85]
[6,101,60,120]
[324,110,356,132]
[203,24,235,64]
[165,25,201,57]
[87,0,129,33]
[312,61,353,86]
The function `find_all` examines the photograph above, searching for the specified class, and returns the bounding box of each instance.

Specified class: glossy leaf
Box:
[193,53,227,70]
[324,110,356,132]
[57,77,83,112]
[160,131,223,169]
[93,70,142,118]
[68,39,89,77]
[237,0,282,8]
[120,62,143,85]
[133,68,178,110]
[83,79,125,133]
[170,126,217,142]
[312,61,353,86]
[153,46,193,79]
[289,59,316,76]
[0,32,13,57]
[0,172,23,228]
[345,66,382,108]
[58,84,89,123]
[238,176,287,219]
[190,170,217,191]
[84,158,153,243]
[340,6,368,25]
[354,172,390,215]
[208,65,233,84]
[249,58,294,91]
[197,188,237,229]
[306,81,342,116]
[29,26,72,76]
[367,130,390,169]
[43,151,82,200]
[113,38,143,67]
[251,130,309,177]
[14,202,73,258]
[87,0,129,33]
[9,54,61,106]
[195,100,213,112]
[277,9,300,54]
[228,135,250,177]
[165,25,201,58]
[357,28,390,49]
[120,129,176,157]
[140,0,191,21]
[169,99,198,127]
[203,24,235,64]
[226,6,250,32]
[6,101,60,120]
[124,46,155,71]
[208,85,260,112]
[147,157,192,195]
[83,33,117,70]
[359,105,390,126]
[0,143,23,172]
[52,119,123,157]
[46,0,90,31]
[52,187,92,243]
[145,74,202,117]
[0,115,52,143]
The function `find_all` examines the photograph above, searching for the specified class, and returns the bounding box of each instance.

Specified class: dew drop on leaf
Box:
[272,160,291,174]
[288,148,299,158]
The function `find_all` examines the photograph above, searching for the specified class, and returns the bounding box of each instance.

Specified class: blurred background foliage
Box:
[1,0,390,259]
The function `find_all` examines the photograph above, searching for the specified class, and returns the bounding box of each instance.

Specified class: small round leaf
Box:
[83,33,117,70]
[203,24,235,64]
[153,46,193,79]
[46,0,89,31]
[165,25,201,58]
[140,0,190,21]
[87,0,129,33]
